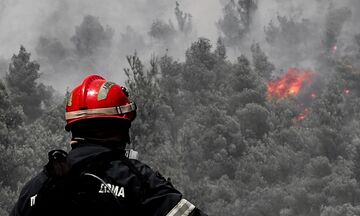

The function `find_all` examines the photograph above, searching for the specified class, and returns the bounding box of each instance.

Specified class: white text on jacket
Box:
[98,183,125,198]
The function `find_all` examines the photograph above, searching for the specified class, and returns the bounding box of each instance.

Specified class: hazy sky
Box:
[0,0,222,56]
[0,0,223,90]
[0,0,359,92]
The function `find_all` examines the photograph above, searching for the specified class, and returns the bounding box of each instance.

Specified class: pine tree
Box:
[6,46,51,122]
[174,1,192,34]
[71,15,114,57]
[217,0,257,48]
[251,43,275,80]
[322,7,352,54]
[149,20,176,42]
[0,79,27,215]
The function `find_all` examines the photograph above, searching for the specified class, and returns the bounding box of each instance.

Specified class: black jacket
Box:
[11,143,207,216]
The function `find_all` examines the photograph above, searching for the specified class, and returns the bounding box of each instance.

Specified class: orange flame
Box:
[267,68,314,99]
[297,108,310,122]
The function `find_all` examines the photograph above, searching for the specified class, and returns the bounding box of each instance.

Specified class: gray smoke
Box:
[0,0,359,92]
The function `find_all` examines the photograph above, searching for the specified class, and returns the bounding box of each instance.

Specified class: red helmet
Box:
[65,74,136,131]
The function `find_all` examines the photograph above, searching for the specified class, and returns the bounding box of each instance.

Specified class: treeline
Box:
[2,32,360,216]
[0,46,69,215]
[2,1,360,216]
[124,35,360,215]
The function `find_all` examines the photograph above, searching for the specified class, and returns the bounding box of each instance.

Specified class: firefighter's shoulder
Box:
[124,159,209,216]
[107,158,170,186]
[10,171,48,216]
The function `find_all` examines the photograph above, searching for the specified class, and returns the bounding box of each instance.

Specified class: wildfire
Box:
[297,108,310,122]
[267,68,314,99]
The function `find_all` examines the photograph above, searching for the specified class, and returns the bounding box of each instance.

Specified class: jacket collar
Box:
[67,143,123,168]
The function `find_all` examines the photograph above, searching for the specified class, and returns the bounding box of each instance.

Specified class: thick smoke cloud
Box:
[0,0,220,91]
[0,0,359,92]
[213,0,359,81]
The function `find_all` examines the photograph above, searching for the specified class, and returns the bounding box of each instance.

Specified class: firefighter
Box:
[11,74,207,216]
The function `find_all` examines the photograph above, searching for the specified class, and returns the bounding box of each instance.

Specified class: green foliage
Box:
[263,14,320,67]
[0,47,68,215]
[5,21,360,216]
[71,15,114,57]
[323,7,352,53]
[175,2,192,34]
[215,38,227,60]
[237,103,269,138]
[217,0,257,47]
[149,20,176,41]
[6,46,54,122]
[265,16,314,47]
[120,35,360,215]
[148,2,193,52]
[251,43,275,80]
[321,203,360,216]
[0,184,17,215]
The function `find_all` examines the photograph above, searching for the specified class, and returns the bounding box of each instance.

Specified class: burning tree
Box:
[267,68,314,99]
[267,68,317,123]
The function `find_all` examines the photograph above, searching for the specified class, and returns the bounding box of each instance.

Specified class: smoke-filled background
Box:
[2,0,360,215]
[0,0,223,91]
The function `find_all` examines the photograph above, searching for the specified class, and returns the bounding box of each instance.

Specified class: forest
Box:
[2,0,360,215]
